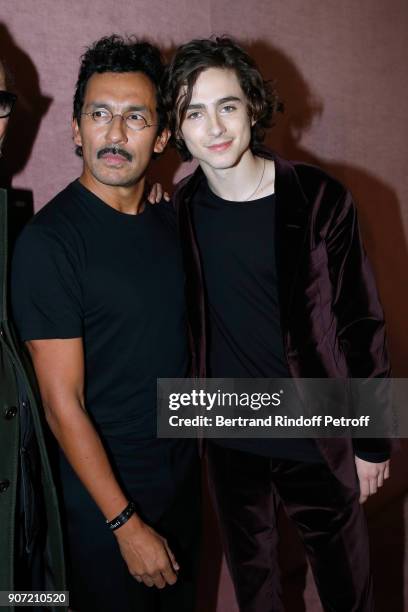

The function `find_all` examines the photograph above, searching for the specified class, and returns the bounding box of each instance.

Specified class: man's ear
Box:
[154,127,170,154]
[72,118,82,148]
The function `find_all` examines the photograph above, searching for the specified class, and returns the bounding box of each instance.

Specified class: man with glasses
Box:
[11,36,200,612]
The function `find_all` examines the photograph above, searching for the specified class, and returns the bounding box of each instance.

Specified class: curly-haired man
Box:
[11,36,200,612]
[162,37,390,612]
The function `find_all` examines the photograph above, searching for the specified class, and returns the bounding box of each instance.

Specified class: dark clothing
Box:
[11,180,200,610]
[61,450,201,612]
[0,188,66,602]
[192,183,287,379]
[11,180,189,440]
[174,149,391,476]
[192,180,322,462]
[174,149,390,612]
[207,443,373,612]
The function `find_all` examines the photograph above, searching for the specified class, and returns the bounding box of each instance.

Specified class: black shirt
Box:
[192,179,323,461]
[11,180,189,442]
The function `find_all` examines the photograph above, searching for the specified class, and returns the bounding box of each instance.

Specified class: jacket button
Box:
[0,480,10,493]
[4,406,18,420]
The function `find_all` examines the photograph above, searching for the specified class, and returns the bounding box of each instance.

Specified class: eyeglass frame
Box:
[0,91,17,119]
[80,109,158,131]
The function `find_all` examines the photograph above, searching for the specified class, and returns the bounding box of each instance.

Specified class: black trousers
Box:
[207,442,374,612]
[60,460,201,612]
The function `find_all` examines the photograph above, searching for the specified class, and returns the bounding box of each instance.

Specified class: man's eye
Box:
[92,109,110,120]
[127,113,145,121]
[220,105,236,113]
[186,111,202,120]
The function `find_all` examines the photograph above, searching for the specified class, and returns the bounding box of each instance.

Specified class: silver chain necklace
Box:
[244,158,266,201]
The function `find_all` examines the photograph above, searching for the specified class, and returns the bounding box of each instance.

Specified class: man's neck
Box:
[79,172,145,215]
[201,149,273,202]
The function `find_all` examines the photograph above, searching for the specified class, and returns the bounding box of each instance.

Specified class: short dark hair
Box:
[161,37,283,161]
[73,34,166,155]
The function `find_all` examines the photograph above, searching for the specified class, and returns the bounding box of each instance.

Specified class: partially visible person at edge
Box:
[161,37,391,612]
[1,59,67,595]
[11,35,200,612]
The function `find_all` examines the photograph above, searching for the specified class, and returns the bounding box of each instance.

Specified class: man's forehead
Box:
[188,67,245,102]
[84,71,157,105]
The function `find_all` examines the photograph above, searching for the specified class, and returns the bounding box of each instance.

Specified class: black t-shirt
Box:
[192,179,323,462]
[11,180,189,443]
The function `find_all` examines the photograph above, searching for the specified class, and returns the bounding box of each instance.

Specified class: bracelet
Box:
[106,501,136,531]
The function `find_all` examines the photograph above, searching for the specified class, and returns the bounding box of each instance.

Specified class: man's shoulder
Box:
[293,160,346,195]
[272,152,348,205]
[30,181,82,229]
[15,181,85,255]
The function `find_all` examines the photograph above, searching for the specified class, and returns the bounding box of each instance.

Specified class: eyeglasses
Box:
[81,109,158,131]
[0,91,17,119]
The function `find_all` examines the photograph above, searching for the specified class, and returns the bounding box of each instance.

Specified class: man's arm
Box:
[27,337,179,588]
[325,188,391,502]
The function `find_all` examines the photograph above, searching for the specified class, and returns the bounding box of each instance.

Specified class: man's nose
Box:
[207,113,226,138]
[106,115,128,144]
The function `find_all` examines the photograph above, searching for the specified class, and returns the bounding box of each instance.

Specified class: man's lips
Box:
[206,140,233,152]
[101,153,128,164]
[97,147,132,163]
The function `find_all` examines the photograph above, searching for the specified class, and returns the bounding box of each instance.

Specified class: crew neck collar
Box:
[72,179,150,220]
[203,178,275,205]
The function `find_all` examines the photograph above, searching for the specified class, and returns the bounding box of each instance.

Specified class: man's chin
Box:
[92,170,143,189]
[203,158,241,171]
[200,148,249,172]
[99,178,142,188]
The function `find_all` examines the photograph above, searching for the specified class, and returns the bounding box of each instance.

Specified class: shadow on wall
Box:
[195,39,407,612]
[0,23,52,189]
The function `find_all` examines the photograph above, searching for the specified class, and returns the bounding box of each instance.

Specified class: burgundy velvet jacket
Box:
[173,149,391,488]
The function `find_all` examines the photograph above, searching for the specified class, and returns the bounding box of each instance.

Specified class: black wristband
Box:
[106,501,136,531]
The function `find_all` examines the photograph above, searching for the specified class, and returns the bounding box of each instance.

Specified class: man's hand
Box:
[114,514,179,588]
[354,456,390,504]
[147,182,170,204]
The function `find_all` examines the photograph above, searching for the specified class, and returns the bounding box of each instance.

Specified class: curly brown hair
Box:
[161,37,283,161]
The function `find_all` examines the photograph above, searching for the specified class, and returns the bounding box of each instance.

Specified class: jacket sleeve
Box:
[325,188,392,461]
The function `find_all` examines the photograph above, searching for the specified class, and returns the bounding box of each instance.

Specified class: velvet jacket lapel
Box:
[271,152,310,330]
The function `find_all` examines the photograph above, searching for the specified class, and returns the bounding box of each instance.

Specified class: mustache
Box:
[97,146,133,161]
